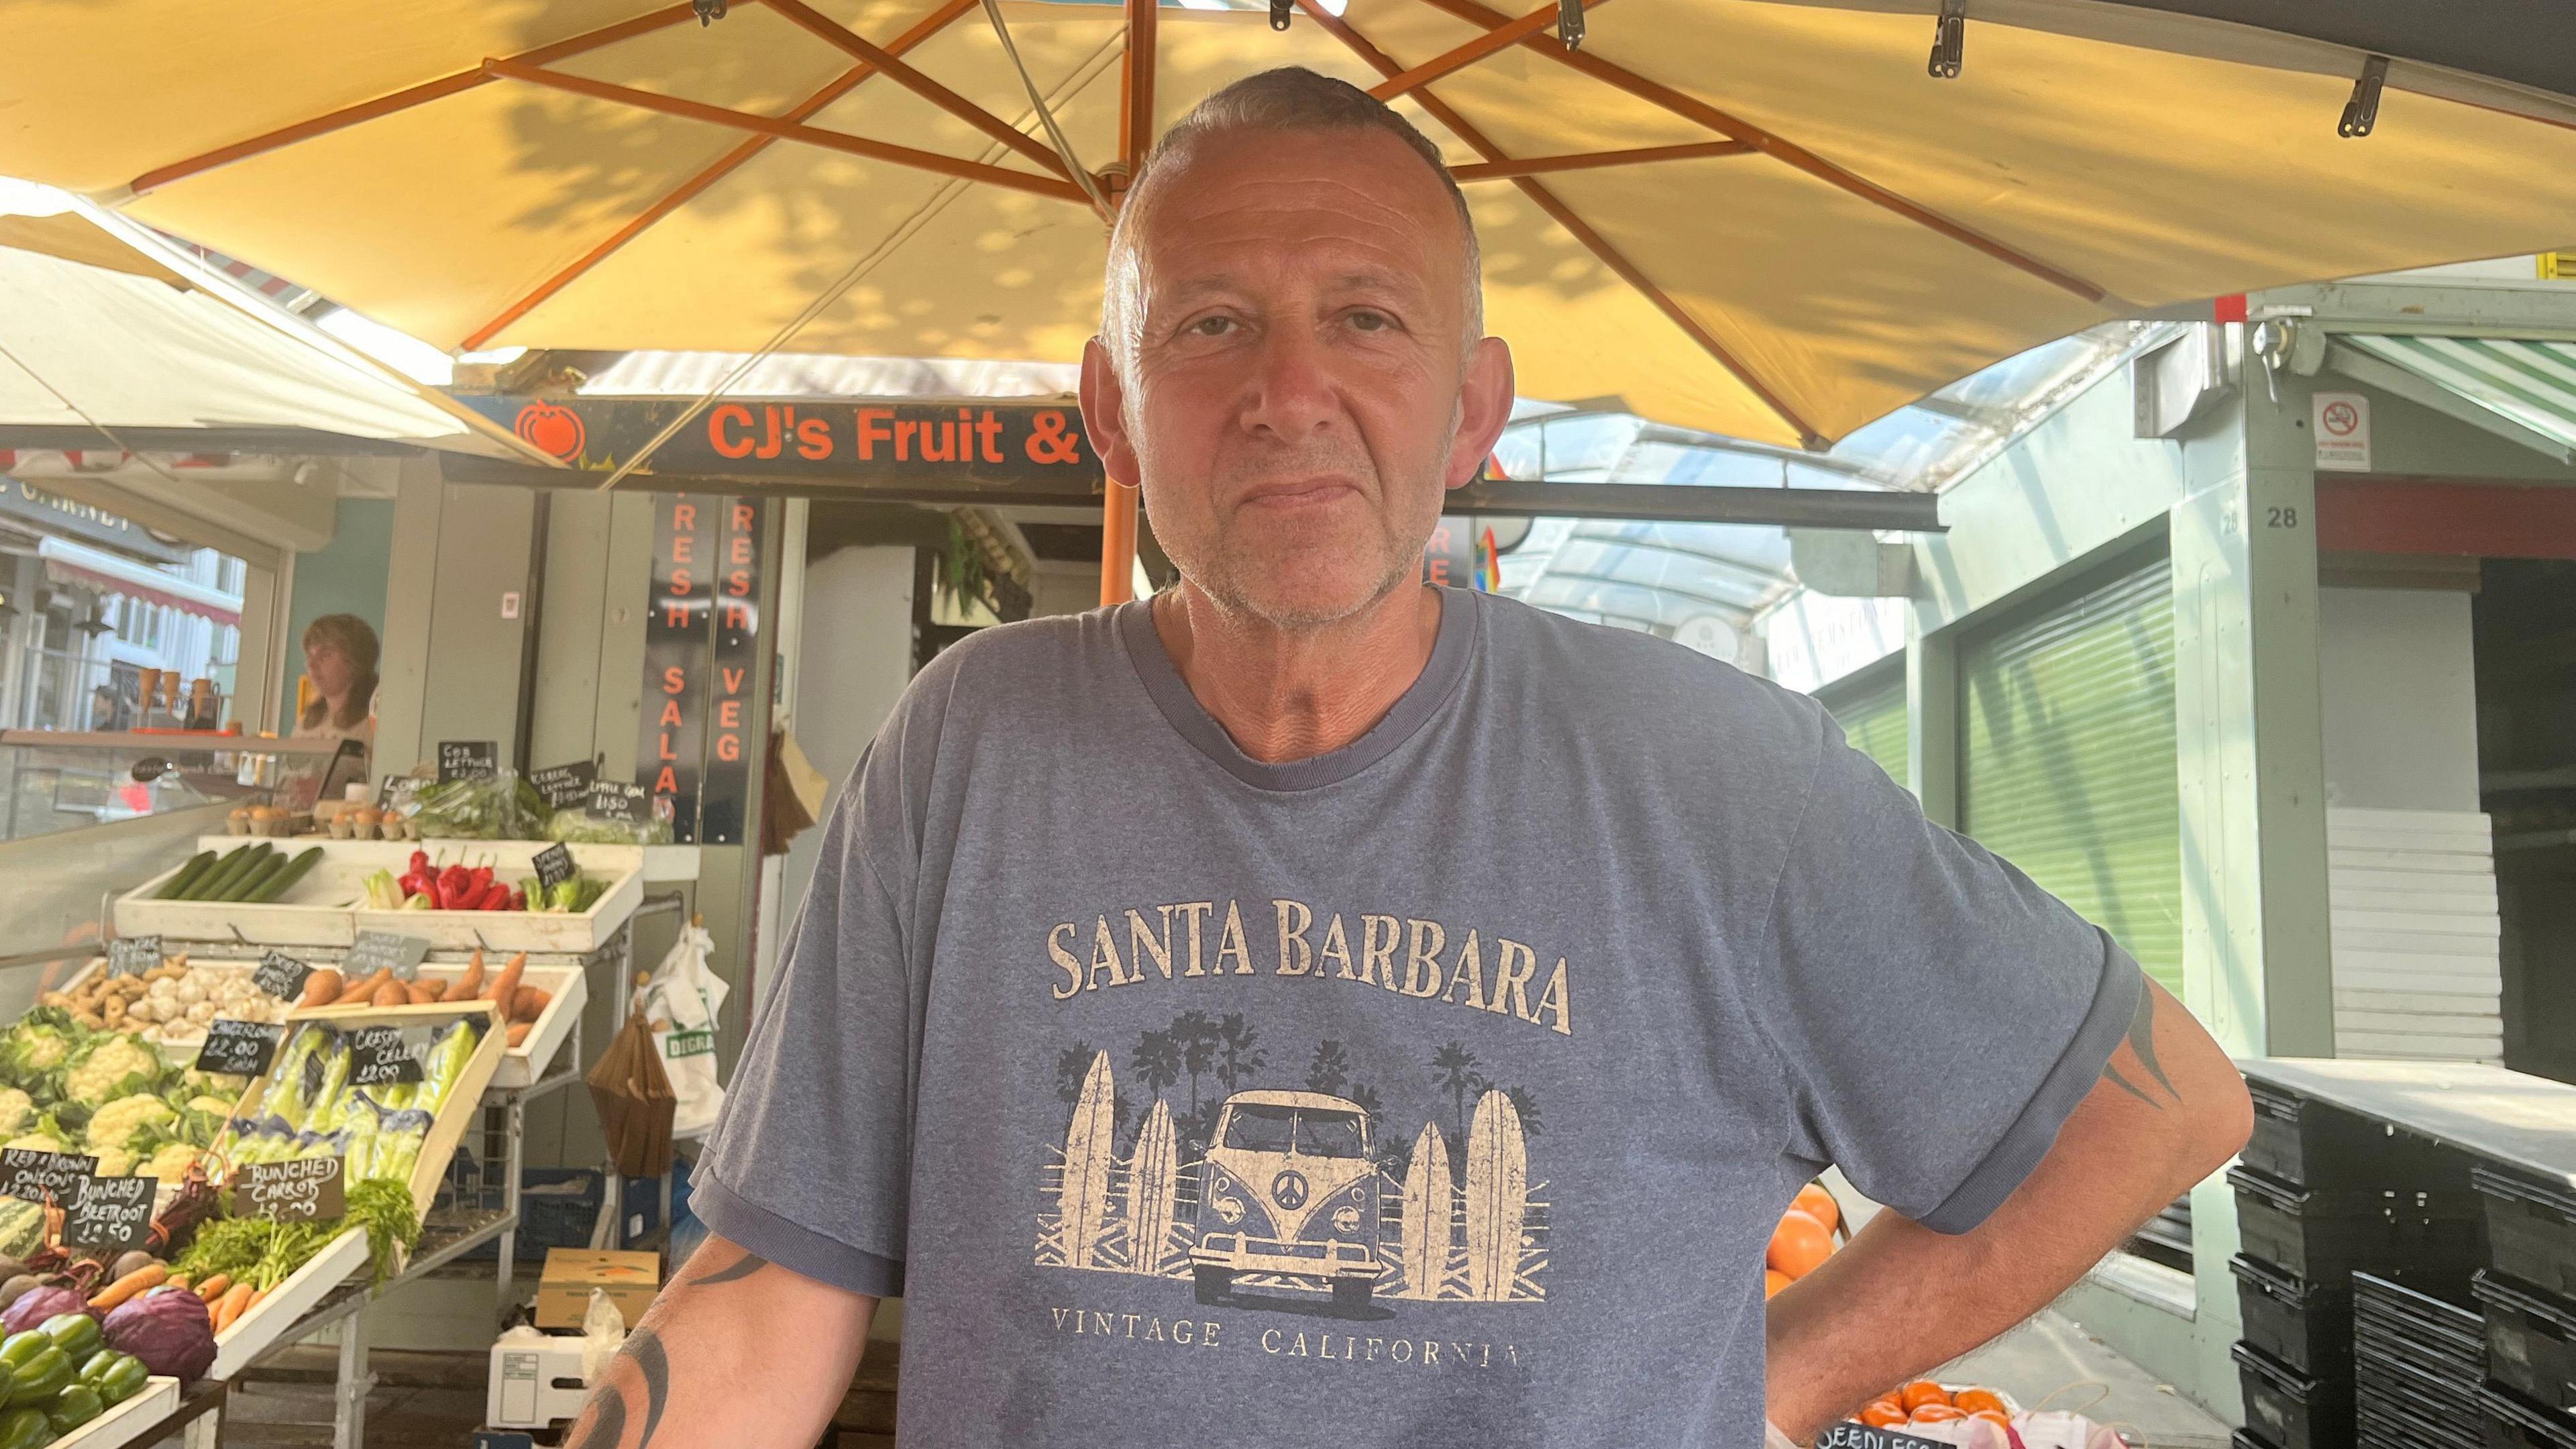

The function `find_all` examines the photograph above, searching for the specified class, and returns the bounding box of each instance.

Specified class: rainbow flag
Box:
[1474,525,1501,592]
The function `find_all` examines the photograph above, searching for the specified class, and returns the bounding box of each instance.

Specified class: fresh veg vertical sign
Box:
[639,494,765,845]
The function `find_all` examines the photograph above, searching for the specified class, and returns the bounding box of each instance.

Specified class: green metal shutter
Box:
[1821,672,1909,792]
[1960,559,2183,995]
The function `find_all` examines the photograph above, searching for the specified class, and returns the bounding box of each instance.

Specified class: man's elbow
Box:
[2178,1070,2255,1185]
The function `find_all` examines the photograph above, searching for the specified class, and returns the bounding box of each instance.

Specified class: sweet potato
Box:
[374,977,409,1008]
[511,986,550,1023]
[405,981,439,1006]
[483,954,525,1012]
[299,969,342,1009]
[506,1022,532,1047]
[455,949,486,1000]
[335,967,392,1005]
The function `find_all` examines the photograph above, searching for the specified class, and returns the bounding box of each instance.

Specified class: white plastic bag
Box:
[577,1287,627,1385]
[637,922,729,1138]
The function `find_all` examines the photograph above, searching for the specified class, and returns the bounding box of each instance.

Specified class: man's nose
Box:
[1238,324,1341,441]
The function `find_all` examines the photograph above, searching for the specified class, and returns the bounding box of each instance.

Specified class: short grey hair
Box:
[1100,66,1485,374]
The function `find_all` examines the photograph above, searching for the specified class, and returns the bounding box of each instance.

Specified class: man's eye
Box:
[1189,317,1235,337]
[1348,311,1391,331]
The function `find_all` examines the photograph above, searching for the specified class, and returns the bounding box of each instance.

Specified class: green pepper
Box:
[0,1336,47,1372]
[36,1316,97,1362]
[73,1352,115,1387]
[87,1356,145,1408]
[5,1346,68,1407]
[0,1406,46,1449]
[44,1384,99,1434]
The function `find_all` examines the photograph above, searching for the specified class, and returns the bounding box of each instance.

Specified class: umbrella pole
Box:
[1102,0,1157,606]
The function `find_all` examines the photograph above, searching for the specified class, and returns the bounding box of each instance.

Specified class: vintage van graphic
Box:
[1189,1090,1383,1311]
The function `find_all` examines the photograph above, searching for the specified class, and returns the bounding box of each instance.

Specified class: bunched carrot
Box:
[213,1281,256,1332]
[90,1263,167,1309]
[195,1274,230,1303]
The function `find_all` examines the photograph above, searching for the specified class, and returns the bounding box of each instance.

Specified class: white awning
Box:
[36,536,241,628]
[2330,334,2576,465]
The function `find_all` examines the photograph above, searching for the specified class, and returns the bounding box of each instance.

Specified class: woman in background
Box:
[287,614,378,804]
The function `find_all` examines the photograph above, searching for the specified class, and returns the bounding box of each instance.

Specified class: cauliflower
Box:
[142,1142,202,1184]
[62,1034,162,1106]
[0,1010,83,1089]
[180,1069,248,1099]
[0,1089,33,1138]
[84,1093,176,1155]
[3,1134,61,1155]
[91,1146,134,1177]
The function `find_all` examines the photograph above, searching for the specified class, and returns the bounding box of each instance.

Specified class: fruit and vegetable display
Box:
[0,1008,245,1185]
[361,851,607,915]
[149,845,325,904]
[287,951,549,1048]
[39,960,288,1051]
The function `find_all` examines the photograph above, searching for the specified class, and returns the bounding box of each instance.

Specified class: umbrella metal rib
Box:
[477,57,1090,203]
[1369,0,1611,101]
[1405,0,2116,306]
[1294,0,1827,447]
[761,0,1076,178]
[1449,140,1753,179]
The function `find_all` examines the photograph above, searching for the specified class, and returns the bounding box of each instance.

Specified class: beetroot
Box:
[1,1284,91,1336]
[103,1286,215,1382]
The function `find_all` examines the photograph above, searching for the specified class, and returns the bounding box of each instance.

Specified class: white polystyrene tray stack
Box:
[2328,807,2504,1063]
[48,1375,181,1449]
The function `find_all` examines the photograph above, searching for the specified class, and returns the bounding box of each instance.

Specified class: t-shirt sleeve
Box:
[692,741,919,1297]
[1756,712,2144,1235]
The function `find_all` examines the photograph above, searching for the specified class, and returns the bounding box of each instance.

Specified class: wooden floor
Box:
[207,1341,900,1446]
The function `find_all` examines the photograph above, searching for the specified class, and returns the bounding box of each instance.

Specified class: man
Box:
[572,68,2251,1448]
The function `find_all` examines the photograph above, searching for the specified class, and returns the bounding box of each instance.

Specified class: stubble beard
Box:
[1173,449,1440,634]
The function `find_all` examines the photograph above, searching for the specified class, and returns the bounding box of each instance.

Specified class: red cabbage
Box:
[103,1286,216,1382]
[1,1285,91,1336]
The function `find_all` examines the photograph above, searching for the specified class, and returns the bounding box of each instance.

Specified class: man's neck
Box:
[1151,580,1443,764]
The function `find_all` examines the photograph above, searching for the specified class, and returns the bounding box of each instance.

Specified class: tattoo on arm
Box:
[566,1248,768,1448]
[694,1248,771,1286]
[2102,985,2181,1110]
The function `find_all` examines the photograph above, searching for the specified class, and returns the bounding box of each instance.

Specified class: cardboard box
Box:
[486,1334,590,1428]
[534,1249,662,1330]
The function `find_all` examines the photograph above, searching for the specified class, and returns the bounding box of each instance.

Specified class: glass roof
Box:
[1492,323,2163,667]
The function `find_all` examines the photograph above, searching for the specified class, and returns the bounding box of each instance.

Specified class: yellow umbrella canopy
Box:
[7,0,2576,449]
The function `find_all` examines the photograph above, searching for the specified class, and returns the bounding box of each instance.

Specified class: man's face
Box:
[1081,127,1513,629]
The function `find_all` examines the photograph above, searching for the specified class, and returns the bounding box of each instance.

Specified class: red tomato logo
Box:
[515,402,586,462]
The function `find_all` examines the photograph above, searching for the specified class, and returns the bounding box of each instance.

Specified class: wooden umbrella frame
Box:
[110,0,2120,602]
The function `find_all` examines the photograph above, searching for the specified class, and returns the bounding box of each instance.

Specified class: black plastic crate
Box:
[2357,1270,2489,1376]
[2239,1431,2284,1449]
[2356,1366,2483,1449]
[2482,1383,2576,1449]
[2474,1271,2576,1416]
[2477,1168,2576,1303]
[2238,1340,2355,1449]
[2238,1254,2354,1377]
[2232,1165,2487,1285]
[2249,1083,2469,1189]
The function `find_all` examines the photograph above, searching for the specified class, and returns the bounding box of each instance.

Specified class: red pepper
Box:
[437,863,472,910]
[476,880,512,911]
[508,888,527,912]
[409,849,431,877]
[469,861,495,894]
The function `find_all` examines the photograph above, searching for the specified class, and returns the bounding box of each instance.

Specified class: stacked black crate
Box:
[2233,1082,2486,1449]
[2353,1271,2485,1448]
[2471,1167,2576,1449]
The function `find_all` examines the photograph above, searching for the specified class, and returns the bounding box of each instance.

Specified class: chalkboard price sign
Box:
[1816,1426,1952,1449]
[255,949,313,1004]
[377,774,423,814]
[233,1157,345,1224]
[587,780,648,824]
[0,1150,97,1207]
[437,741,498,784]
[106,936,161,977]
[531,843,576,894]
[529,760,598,811]
[195,1018,286,1078]
[63,1175,156,1254]
[346,931,429,983]
[347,1024,425,1087]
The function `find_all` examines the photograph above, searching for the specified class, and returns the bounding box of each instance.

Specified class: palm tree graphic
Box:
[1430,1041,1482,1146]
[1305,1040,1350,1097]
[1129,1029,1182,1104]
[1172,1010,1219,1118]
[1214,1014,1265,1093]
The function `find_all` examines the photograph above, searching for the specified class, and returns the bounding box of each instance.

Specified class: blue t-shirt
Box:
[697,587,2139,1447]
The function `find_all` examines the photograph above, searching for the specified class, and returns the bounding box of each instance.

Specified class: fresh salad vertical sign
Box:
[639,494,765,845]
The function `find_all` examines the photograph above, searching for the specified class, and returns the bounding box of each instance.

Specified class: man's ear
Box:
[1444,335,1516,492]
[1079,337,1141,489]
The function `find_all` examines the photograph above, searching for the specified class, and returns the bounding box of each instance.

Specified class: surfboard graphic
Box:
[1399,1121,1452,1299]
[1462,1089,1527,1301]
[1058,1051,1116,1269]
[1127,1098,1180,1277]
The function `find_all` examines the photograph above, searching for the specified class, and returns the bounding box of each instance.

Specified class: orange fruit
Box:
[1764,1269,1792,1299]
[1860,1403,1908,1429]
[1953,1389,2008,1417]
[1793,1183,1841,1234]
[1899,1381,1951,1412]
[1909,1404,1966,1424]
[1969,1410,2010,1429]
[1767,1210,1834,1279]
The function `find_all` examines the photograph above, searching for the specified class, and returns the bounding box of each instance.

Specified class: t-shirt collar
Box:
[1118,586,1477,792]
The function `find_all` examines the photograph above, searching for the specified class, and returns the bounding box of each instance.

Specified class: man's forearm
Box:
[568,1235,877,1449]
[1765,980,2253,1439]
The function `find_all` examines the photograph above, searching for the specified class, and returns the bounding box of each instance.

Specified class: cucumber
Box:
[187,843,269,901]
[250,847,323,904]
[175,845,250,901]
[153,851,217,900]
[224,851,289,902]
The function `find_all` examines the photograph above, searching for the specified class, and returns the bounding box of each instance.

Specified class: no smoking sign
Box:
[2312,391,2373,472]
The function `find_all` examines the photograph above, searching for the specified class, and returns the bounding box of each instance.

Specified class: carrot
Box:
[483,954,525,1010]
[164,1273,189,1293]
[455,950,486,1000]
[299,969,342,1009]
[512,986,551,1023]
[213,1281,256,1332]
[194,1274,231,1303]
[374,977,408,1008]
[90,1263,167,1309]
[245,1287,268,1311]
[335,967,391,1005]
[506,1022,532,1047]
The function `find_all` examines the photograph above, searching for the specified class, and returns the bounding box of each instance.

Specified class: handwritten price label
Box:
[348,1024,425,1086]
[232,1157,346,1224]
[63,1175,154,1254]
